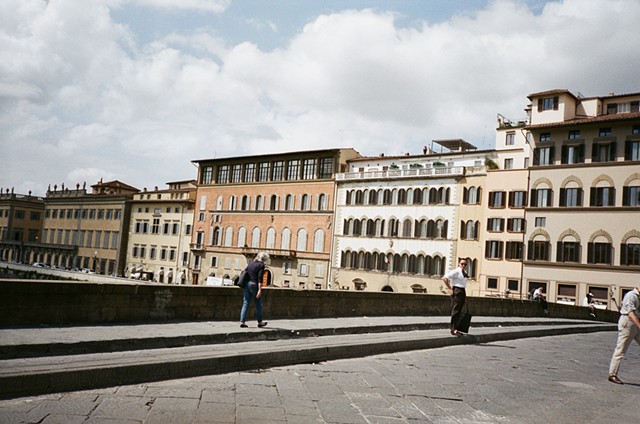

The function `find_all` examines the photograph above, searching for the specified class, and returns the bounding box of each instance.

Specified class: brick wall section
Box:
[0,280,619,326]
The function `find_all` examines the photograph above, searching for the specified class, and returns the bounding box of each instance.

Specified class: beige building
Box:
[522,89,640,309]
[333,140,497,294]
[190,148,359,287]
[125,180,196,284]
[478,117,531,299]
[0,189,45,263]
[38,180,137,275]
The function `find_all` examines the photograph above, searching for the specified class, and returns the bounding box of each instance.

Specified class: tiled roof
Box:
[527,89,574,100]
[526,111,640,129]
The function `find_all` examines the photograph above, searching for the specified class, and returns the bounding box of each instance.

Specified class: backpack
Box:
[236,268,250,289]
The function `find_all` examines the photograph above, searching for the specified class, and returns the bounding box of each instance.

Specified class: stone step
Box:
[0,321,615,399]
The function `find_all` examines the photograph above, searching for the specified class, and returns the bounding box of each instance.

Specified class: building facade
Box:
[190,148,359,287]
[125,180,196,284]
[521,89,640,309]
[37,180,137,275]
[332,140,497,294]
[0,189,45,263]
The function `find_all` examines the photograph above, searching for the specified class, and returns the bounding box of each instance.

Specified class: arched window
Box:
[383,189,392,205]
[241,195,250,210]
[402,219,412,237]
[228,196,236,210]
[224,226,233,247]
[376,219,384,237]
[281,228,291,250]
[251,227,261,248]
[266,228,276,249]
[413,188,423,204]
[297,229,308,251]
[237,227,247,247]
[301,194,310,210]
[388,219,399,237]
[255,195,263,211]
[210,226,221,246]
[285,195,294,210]
[433,255,445,276]
[216,195,223,211]
[398,189,407,205]
[313,229,325,252]
[427,220,436,238]
[318,194,328,211]
[270,195,278,211]
[429,188,438,204]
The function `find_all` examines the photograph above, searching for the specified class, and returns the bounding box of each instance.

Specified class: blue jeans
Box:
[240,282,263,322]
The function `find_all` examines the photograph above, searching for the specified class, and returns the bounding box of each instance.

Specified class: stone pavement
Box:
[0,331,637,424]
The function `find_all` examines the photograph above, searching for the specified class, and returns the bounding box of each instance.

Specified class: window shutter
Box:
[592,143,598,161]
[549,146,555,164]
[589,187,596,206]
[623,186,630,206]
[527,241,533,260]
[556,241,563,261]
[477,187,482,204]
[578,144,585,162]
[460,221,465,239]
[610,142,617,160]
[499,241,504,258]
[625,140,632,160]
[559,188,566,206]
[553,96,559,110]
[530,189,537,207]
[474,221,480,240]
[621,243,627,265]
[577,188,583,206]
[587,243,594,263]
[484,241,490,258]
[609,188,616,206]
[533,148,540,166]
[463,187,468,204]
[561,146,568,164]
[537,99,543,112]
[500,219,505,232]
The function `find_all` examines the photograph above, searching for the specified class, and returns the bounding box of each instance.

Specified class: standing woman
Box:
[442,258,468,336]
[240,252,270,328]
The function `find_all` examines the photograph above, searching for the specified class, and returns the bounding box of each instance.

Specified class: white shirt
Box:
[443,267,467,289]
[619,289,640,316]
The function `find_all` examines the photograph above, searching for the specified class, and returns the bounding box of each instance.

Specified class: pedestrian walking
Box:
[608,286,640,384]
[239,252,270,328]
[442,258,468,336]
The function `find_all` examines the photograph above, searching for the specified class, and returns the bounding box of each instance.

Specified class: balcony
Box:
[190,243,206,252]
[241,247,296,259]
[336,166,465,181]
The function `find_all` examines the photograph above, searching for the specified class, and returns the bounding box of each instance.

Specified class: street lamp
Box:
[93,251,98,273]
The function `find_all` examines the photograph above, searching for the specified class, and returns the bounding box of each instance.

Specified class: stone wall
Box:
[0,279,618,326]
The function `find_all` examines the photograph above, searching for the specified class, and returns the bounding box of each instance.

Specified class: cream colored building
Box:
[0,189,45,263]
[333,140,497,294]
[522,89,640,309]
[125,180,196,284]
[478,117,531,299]
[190,148,359,287]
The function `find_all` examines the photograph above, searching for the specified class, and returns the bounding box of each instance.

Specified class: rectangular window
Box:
[169,249,176,261]
[487,218,504,232]
[97,209,104,219]
[94,231,101,248]
[302,158,317,180]
[111,232,118,249]
[89,209,96,219]
[538,97,558,111]
[559,188,582,207]
[86,231,93,247]
[621,243,640,266]
[539,133,551,142]
[103,231,110,249]
[243,163,256,182]
[489,191,506,208]
[588,242,612,265]
[505,242,523,260]
[200,166,213,184]
[298,263,309,276]
[258,162,270,182]
[150,246,157,260]
[592,141,616,162]
[533,146,554,165]
[528,240,550,261]
[531,189,553,207]
[485,240,503,259]
[230,164,242,183]
[590,187,615,207]
[217,165,230,184]
[561,144,584,164]
[623,186,640,206]
[599,127,612,137]
[487,277,498,290]
[504,158,513,169]
[199,195,207,211]
[283,262,291,274]
[172,223,179,235]
[272,161,285,181]
[505,132,515,145]
[319,157,334,178]
[152,218,160,234]
[625,140,640,161]
[509,191,527,208]
[633,125,640,135]
[287,160,300,180]
[568,130,580,140]
[535,217,546,227]
[508,279,519,292]
[557,241,580,262]
[506,218,525,233]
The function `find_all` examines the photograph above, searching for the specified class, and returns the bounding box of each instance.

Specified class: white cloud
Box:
[1,0,639,196]
[131,0,230,13]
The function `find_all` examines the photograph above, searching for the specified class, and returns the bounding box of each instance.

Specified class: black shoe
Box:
[240,323,248,328]
[258,321,268,327]
[609,375,623,385]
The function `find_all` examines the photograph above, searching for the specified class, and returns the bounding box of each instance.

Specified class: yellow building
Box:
[0,189,45,263]
[38,180,138,275]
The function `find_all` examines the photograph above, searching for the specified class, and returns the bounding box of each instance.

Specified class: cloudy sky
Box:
[2,0,639,196]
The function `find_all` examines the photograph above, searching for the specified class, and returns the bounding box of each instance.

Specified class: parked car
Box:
[80,268,95,274]
[32,262,46,268]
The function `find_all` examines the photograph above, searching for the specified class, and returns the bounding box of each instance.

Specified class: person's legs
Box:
[255,296,263,323]
[240,286,253,324]
[609,315,635,377]
[450,287,466,333]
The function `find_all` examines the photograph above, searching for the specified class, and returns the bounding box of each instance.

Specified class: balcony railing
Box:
[336,166,465,181]
[190,243,206,251]
[241,247,296,259]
